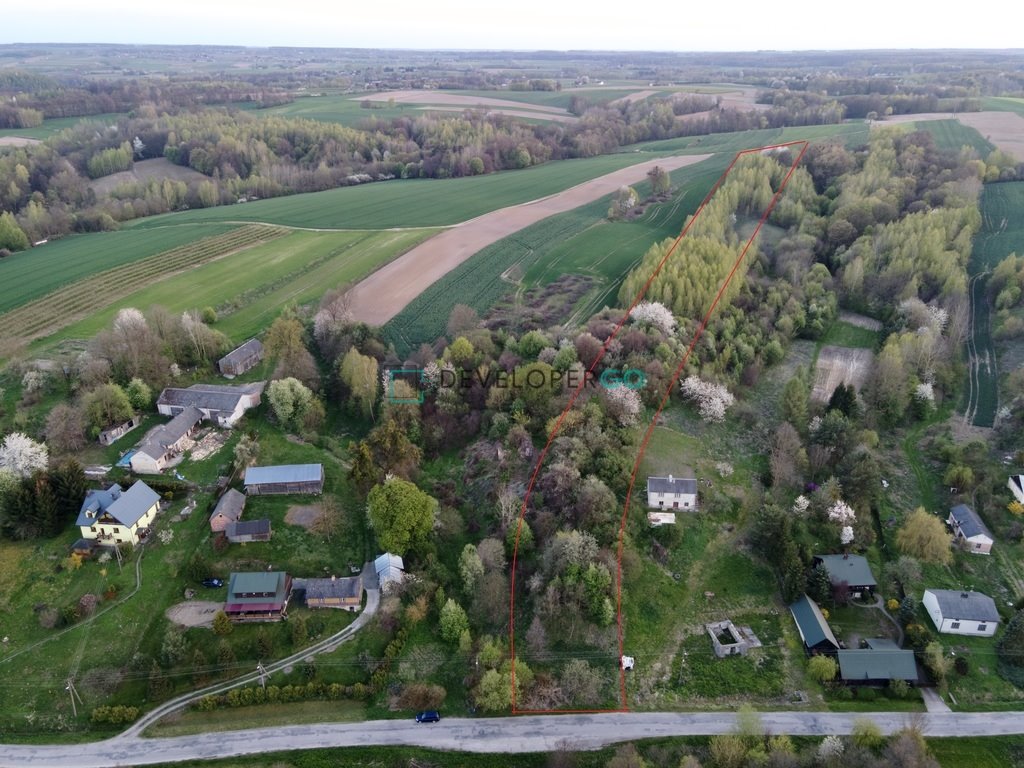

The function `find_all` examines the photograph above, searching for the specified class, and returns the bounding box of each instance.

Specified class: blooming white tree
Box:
[631,301,676,335]
[818,735,844,761]
[828,499,856,525]
[715,462,734,478]
[841,525,855,545]
[914,382,935,404]
[679,376,734,423]
[792,495,810,515]
[0,432,49,478]
[604,386,642,426]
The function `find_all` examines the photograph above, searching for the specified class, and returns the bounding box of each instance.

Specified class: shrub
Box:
[888,678,910,699]
[855,686,877,701]
[954,656,969,676]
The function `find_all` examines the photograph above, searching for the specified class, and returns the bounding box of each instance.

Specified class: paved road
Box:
[5,710,1024,767]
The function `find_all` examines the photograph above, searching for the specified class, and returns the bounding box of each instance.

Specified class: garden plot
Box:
[811,346,875,403]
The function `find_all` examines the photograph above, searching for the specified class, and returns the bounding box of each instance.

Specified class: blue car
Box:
[201,578,224,588]
[415,710,440,723]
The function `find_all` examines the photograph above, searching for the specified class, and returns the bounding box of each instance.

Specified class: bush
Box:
[888,678,910,699]
[855,686,877,701]
[954,656,969,676]
[90,705,140,725]
[833,685,854,700]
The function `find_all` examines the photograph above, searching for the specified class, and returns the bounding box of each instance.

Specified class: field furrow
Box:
[0,225,288,344]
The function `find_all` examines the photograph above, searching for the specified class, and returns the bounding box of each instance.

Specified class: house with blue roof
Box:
[77,480,160,546]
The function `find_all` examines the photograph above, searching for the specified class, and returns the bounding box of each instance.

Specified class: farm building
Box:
[244,464,324,495]
[789,594,839,654]
[812,554,877,597]
[923,589,1000,637]
[837,646,918,686]
[375,552,405,588]
[224,571,291,622]
[295,576,363,610]
[225,519,272,543]
[130,406,203,474]
[646,474,697,510]
[70,538,97,558]
[1008,475,1024,505]
[77,480,160,547]
[209,488,246,532]
[156,382,264,428]
[947,504,994,554]
[98,415,140,446]
[218,338,264,377]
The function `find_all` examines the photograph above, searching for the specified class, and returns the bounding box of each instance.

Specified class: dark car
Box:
[201,578,224,588]
[415,710,440,723]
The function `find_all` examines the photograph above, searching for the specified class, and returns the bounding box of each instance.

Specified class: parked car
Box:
[415,710,441,723]
[201,578,224,588]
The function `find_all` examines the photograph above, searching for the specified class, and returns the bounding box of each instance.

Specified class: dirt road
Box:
[346,153,713,326]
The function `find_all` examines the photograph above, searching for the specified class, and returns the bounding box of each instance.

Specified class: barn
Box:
[225,519,272,543]
[296,576,363,611]
[209,488,246,533]
[244,464,324,495]
[218,339,264,377]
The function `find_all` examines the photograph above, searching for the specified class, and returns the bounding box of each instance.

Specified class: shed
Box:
[218,339,264,377]
[374,552,405,587]
[244,464,324,495]
[209,488,246,532]
[789,594,839,654]
[225,519,272,543]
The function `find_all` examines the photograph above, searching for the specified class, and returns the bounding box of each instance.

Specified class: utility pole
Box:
[65,678,83,718]
[256,662,267,689]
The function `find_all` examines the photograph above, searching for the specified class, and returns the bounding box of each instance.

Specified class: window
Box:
[90,526,96,533]
[113,527,119,533]
[978,624,987,632]
[950,621,960,629]
[116,538,123,543]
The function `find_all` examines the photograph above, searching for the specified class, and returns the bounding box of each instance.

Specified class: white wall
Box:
[923,591,998,637]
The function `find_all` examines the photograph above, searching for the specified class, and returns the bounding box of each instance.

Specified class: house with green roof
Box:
[813,553,877,598]
[837,648,919,685]
[225,571,291,622]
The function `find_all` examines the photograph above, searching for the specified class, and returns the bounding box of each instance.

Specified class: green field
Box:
[634,122,868,155]
[0,224,238,315]
[912,119,995,155]
[126,152,682,231]
[263,96,450,126]
[41,228,431,347]
[982,96,1024,117]
[0,112,124,140]
[383,154,729,355]
[821,320,880,349]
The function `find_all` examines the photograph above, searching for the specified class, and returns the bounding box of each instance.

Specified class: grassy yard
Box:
[148,698,364,736]
[820,319,880,349]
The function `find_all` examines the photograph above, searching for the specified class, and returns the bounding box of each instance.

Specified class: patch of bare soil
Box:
[414,106,578,123]
[165,600,221,628]
[346,153,713,326]
[285,504,323,530]
[189,430,227,462]
[838,310,883,331]
[89,157,209,197]
[356,90,569,115]
[811,346,875,403]
[0,136,40,147]
[609,90,660,106]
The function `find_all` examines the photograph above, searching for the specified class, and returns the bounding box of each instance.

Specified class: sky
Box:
[2,0,1022,51]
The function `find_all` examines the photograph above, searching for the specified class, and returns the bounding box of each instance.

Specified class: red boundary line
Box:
[508,141,810,714]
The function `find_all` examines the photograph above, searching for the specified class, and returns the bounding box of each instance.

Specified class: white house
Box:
[646,475,697,510]
[156,382,264,428]
[923,589,1000,637]
[1009,475,1024,505]
[76,480,160,546]
[947,504,994,555]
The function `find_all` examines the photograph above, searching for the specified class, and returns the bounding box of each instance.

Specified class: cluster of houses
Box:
[790,552,1003,687]
[224,553,403,622]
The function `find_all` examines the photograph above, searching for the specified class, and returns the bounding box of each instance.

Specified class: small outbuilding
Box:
[218,338,264,377]
[244,464,324,495]
[837,648,919,685]
[789,594,839,654]
[948,504,994,554]
[225,519,272,543]
[1009,474,1024,505]
[923,589,1000,637]
[98,416,140,446]
[374,552,405,588]
[209,488,246,533]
